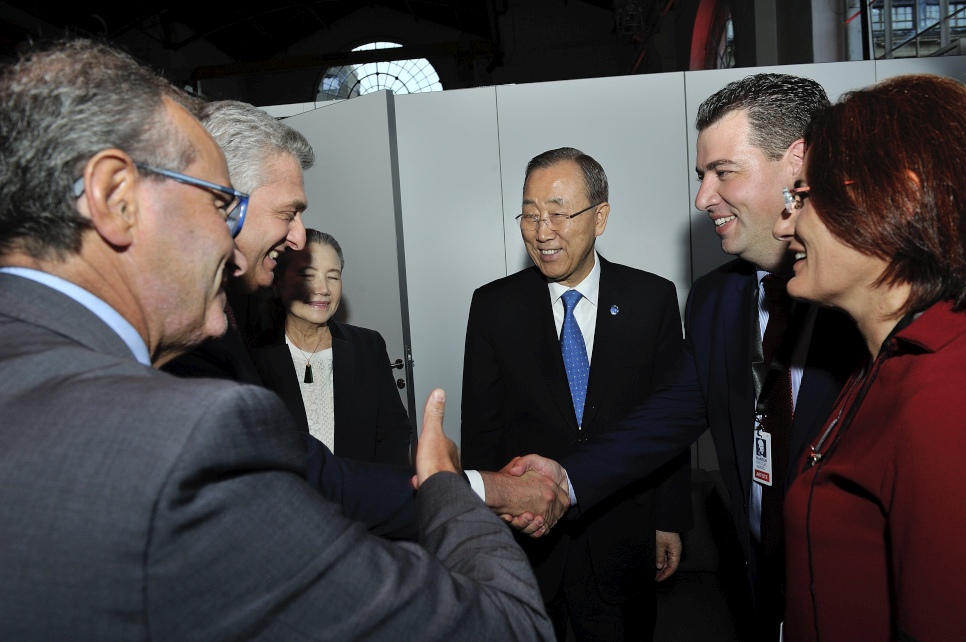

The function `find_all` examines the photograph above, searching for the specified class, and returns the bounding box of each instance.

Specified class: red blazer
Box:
[785,301,966,641]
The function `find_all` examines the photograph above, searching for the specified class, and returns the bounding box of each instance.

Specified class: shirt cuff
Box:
[565,470,577,506]
[464,469,486,501]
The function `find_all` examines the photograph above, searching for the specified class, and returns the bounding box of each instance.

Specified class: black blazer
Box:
[562,259,863,563]
[250,320,413,466]
[461,256,692,603]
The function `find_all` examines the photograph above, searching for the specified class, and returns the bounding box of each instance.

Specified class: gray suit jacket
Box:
[0,273,553,641]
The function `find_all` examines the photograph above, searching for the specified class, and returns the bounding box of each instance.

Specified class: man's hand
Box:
[655,530,682,582]
[480,455,570,538]
[502,454,569,489]
[411,389,460,489]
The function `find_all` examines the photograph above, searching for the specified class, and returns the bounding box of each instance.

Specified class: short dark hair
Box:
[805,74,966,313]
[696,73,830,160]
[524,147,608,205]
[0,39,204,260]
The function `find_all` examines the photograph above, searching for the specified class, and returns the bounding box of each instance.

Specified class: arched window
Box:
[318,41,443,101]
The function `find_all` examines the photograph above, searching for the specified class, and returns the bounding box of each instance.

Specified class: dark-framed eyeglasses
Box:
[515,202,603,232]
[71,163,249,238]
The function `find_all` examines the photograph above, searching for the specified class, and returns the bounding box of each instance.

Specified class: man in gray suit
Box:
[0,39,553,641]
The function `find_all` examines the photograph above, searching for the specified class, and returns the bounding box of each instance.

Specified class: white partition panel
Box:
[495,73,693,301]
[393,87,505,443]
[283,91,412,417]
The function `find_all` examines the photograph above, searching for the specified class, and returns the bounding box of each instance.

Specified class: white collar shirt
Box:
[547,251,601,363]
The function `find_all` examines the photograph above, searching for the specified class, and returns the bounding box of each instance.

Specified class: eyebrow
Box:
[278,200,308,213]
[695,158,738,174]
[522,196,568,208]
[706,159,737,171]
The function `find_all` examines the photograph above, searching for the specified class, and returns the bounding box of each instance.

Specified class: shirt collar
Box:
[0,266,151,366]
[548,251,601,307]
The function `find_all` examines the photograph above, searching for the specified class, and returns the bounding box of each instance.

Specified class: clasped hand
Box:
[480,454,570,538]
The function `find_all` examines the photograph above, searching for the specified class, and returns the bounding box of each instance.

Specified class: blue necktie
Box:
[560,289,590,427]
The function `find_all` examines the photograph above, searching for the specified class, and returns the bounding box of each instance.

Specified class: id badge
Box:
[753,426,773,487]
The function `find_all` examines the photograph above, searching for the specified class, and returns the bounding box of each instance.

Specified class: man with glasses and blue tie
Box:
[461,147,691,642]
[0,39,553,641]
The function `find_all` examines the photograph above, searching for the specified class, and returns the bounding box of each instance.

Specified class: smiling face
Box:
[773,176,890,317]
[695,109,799,273]
[231,152,307,292]
[278,241,342,330]
[138,99,247,364]
[521,160,609,287]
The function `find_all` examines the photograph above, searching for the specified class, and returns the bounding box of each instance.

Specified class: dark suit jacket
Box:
[249,320,412,466]
[461,257,692,603]
[162,292,263,385]
[0,273,554,641]
[562,259,862,563]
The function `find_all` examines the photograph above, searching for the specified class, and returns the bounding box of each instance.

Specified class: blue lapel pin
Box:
[610,305,619,316]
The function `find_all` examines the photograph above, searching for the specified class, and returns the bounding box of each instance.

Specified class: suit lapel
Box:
[787,307,861,483]
[260,339,310,432]
[330,321,355,450]
[582,259,621,432]
[724,269,757,496]
[522,269,579,433]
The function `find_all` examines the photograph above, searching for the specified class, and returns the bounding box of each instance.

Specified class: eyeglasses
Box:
[783,184,810,212]
[782,180,855,213]
[515,202,603,232]
[71,163,249,238]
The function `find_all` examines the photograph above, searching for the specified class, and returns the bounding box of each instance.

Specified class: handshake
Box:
[479,457,571,538]
[410,390,570,538]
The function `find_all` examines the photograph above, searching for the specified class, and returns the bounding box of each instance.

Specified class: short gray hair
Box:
[695,73,830,160]
[201,101,315,194]
[524,147,609,205]
[0,39,204,260]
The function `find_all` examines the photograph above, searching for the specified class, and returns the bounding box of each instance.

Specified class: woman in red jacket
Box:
[774,74,966,641]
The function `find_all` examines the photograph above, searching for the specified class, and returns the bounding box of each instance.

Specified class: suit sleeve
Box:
[147,386,554,641]
[302,432,417,540]
[370,330,414,466]
[460,288,506,471]
[648,284,693,533]
[562,287,708,516]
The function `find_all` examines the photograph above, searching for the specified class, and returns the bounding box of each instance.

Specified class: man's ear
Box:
[77,149,140,249]
[594,202,610,237]
[787,138,806,177]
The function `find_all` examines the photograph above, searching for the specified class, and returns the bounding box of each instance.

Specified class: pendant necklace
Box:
[290,328,327,384]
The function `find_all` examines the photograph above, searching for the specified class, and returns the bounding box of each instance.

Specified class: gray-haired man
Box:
[164,100,313,381]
